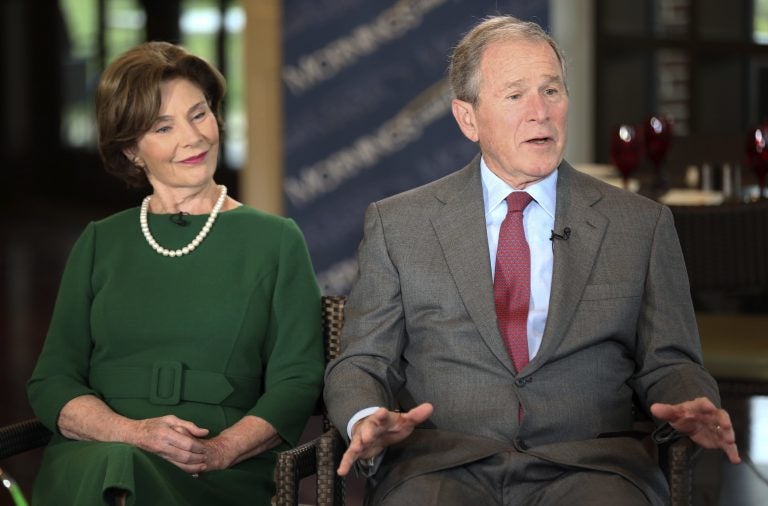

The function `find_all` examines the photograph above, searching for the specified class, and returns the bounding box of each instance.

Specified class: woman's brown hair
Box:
[95,41,226,187]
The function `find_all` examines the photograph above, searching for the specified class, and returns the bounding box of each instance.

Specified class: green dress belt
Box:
[89,361,260,409]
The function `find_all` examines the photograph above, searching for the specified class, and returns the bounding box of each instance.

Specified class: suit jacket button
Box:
[515,438,528,450]
[515,378,527,387]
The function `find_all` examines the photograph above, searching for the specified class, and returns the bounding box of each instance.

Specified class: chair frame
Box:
[273,295,346,506]
[0,419,51,461]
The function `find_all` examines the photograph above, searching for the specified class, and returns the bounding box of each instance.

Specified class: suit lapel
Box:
[529,163,608,370]
[430,157,516,374]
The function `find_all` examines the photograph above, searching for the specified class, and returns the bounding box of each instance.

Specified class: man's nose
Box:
[526,94,549,122]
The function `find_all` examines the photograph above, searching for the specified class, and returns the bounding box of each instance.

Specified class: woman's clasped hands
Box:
[131,415,238,475]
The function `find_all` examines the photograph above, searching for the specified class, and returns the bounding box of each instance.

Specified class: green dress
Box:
[27,205,324,505]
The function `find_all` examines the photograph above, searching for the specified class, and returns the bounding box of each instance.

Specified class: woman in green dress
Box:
[26,42,324,505]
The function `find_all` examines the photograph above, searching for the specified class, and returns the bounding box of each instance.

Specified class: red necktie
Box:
[494,192,533,375]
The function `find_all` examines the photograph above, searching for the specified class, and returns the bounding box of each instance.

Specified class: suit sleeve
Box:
[629,205,719,411]
[324,202,408,437]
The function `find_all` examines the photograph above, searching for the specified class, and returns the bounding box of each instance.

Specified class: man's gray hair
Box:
[448,15,568,105]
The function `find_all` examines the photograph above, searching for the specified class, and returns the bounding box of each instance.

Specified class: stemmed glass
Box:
[610,124,641,190]
[745,124,768,200]
[644,115,673,194]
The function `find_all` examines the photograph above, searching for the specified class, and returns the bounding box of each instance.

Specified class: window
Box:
[60,0,143,147]
[756,0,768,43]
[181,0,246,166]
[596,0,768,165]
[58,0,245,168]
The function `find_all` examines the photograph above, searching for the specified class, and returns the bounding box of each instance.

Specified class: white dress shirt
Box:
[481,157,557,359]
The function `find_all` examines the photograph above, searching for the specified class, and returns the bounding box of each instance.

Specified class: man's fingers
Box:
[653,399,742,465]
[649,402,678,421]
[337,449,358,476]
[402,403,434,424]
[338,433,371,476]
[714,416,741,464]
[724,442,741,464]
[339,404,436,476]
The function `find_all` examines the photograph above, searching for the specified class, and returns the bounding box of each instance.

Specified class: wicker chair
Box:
[0,418,51,461]
[273,295,347,506]
[0,294,698,506]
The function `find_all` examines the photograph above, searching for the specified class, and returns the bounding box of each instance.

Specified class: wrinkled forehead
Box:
[478,38,564,85]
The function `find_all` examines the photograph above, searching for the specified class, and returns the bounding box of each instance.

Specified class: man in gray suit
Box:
[324,15,740,505]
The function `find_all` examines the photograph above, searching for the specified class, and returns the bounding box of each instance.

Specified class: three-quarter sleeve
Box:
[246,219,324,446]
[27,223,101,432]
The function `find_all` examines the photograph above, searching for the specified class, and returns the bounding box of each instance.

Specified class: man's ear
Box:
[451,98,479,143]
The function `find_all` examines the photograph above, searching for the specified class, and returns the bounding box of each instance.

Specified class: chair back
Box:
[320,295,346,431]
[671,200,768,312]
[321,296,346,364]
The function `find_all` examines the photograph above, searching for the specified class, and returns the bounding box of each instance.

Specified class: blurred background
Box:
[1,0,767,504]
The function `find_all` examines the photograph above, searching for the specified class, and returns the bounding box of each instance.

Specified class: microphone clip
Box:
[170,211,190,227]
[549,227,571,242]
[549,227,571,241]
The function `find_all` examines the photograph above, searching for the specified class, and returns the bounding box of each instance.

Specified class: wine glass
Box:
[610,124,641,190]
[745,124,768,200]
[644,115,673,194]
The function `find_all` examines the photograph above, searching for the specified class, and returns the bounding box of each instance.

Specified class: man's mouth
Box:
[525,137,552,145]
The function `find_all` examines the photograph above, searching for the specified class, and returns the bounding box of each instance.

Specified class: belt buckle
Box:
[149,361,183,405]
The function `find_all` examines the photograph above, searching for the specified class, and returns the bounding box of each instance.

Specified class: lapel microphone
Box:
[550,227,571,241]
[170,211,190,226]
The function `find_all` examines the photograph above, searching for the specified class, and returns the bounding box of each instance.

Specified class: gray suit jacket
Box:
[324,156,719,505]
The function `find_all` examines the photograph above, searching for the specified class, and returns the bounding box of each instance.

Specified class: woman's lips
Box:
[179,151,208,164]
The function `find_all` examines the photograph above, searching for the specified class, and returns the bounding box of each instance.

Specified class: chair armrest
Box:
[316,428,345,506]
[274,427,345,506]
[659,436,699,506]
[274,435,318,506]
[0,419,51,460]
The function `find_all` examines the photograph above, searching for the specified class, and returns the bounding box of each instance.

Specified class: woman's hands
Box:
[130,416,209,473]
[57,396,282,475]
[198,416,283,472]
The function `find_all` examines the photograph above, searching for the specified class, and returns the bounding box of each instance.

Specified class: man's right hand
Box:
[337,402,434,476]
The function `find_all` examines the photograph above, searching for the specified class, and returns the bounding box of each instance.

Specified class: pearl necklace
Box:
[140,185,227,257]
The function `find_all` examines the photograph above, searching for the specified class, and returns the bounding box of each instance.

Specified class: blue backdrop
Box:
[282,0,549,293]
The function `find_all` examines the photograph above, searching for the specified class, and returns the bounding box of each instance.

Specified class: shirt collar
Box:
[480,156,558,219]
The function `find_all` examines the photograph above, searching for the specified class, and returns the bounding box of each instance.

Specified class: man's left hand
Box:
[650,396,740,464]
